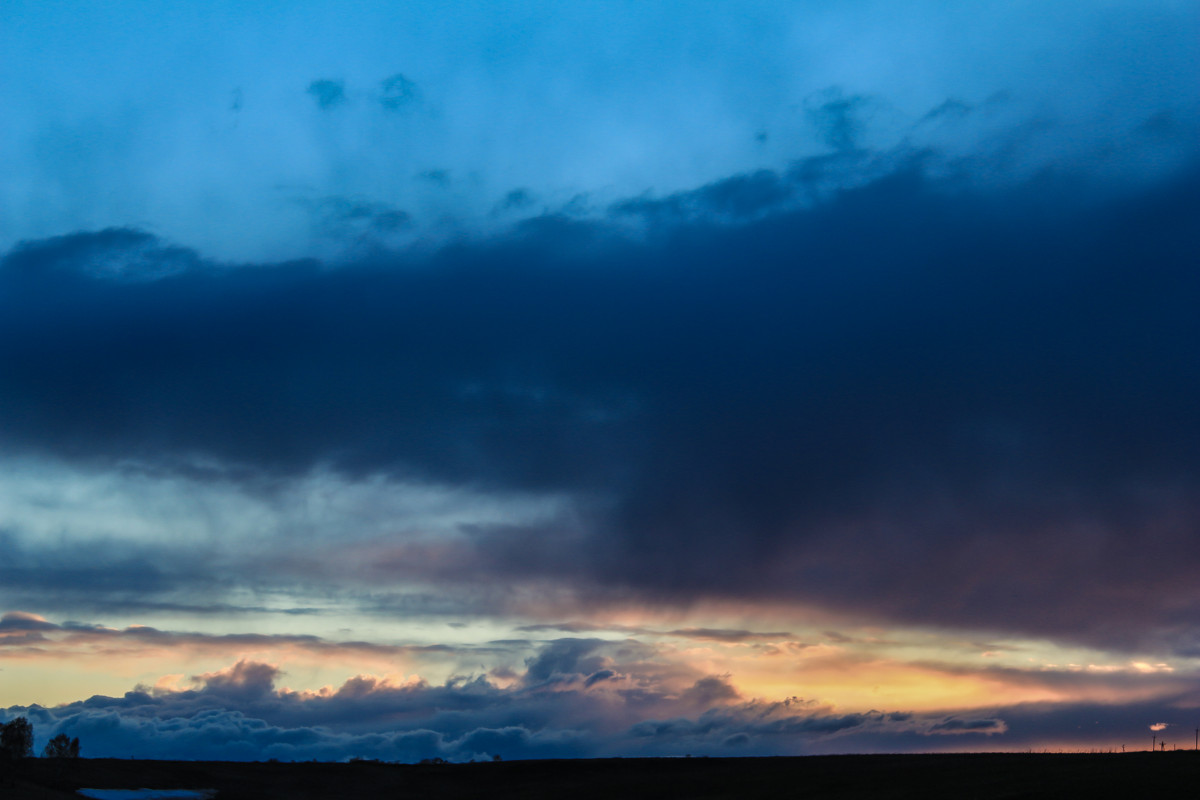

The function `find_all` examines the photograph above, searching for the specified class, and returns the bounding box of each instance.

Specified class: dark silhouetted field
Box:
[5,752,1199,799]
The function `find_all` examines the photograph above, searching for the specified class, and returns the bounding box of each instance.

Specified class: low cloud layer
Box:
[0,654,1116,761]
[6,638,1194,760]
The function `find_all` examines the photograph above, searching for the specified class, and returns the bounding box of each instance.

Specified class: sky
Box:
[2,0,1200,762]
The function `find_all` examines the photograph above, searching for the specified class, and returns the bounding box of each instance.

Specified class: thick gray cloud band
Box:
[2,157,1199,651]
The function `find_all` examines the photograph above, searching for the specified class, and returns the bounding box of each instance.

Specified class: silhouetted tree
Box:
[42,733,80,759]
[0,717,34,760]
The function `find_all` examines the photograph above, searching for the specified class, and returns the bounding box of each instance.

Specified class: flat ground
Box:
[4,752,1196,799]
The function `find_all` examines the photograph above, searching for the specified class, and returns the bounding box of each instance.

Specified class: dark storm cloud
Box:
[2,146,1200,650]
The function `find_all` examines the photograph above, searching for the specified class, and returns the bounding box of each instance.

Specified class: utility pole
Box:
[1153,734,1156,752]
[1194,726,1197,751]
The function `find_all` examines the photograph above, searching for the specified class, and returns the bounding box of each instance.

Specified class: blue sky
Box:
[5,1,1194,261]
[2,1,1200,762]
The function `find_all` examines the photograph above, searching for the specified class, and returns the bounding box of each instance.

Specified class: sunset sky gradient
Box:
[2,1,1200,761]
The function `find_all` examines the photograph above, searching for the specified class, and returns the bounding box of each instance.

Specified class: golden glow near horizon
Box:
[3,607,1193,726]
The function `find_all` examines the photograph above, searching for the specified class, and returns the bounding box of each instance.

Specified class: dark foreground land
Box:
[5,751,1199,799]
